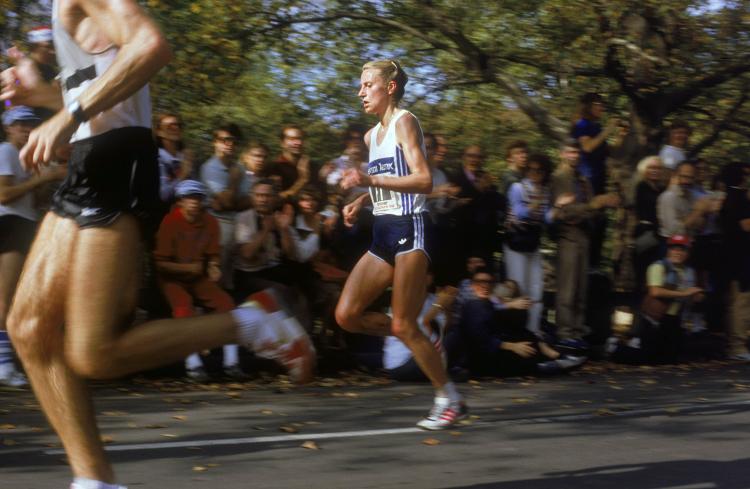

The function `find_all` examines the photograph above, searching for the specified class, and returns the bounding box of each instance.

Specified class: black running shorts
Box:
[51,127,160,233]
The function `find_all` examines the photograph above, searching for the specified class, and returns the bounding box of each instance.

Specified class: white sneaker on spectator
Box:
[730,352,750,362]
[236,291,316,384]
[416,396,468,430]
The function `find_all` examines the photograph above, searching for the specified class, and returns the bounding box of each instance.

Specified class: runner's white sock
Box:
[223,344,239,367]
[436,381,461,404]
[185,353,203,370]
[232,304,268,346]
[71,477,126,489]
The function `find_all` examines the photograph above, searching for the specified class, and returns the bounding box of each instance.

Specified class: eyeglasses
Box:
[161,121,182,129]
[216,136,237,144]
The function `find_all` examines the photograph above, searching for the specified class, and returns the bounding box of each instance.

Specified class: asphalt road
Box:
[2,362,750,489]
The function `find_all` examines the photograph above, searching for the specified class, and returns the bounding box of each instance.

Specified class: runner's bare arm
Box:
[65,0,172,121]
[21,0,172,166]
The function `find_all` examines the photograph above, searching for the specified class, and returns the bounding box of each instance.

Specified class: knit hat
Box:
[175,179,208,198]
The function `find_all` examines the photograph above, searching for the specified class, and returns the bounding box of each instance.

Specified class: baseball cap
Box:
[1,106,41,126]
[27,27,53,44]
[175,179,207,198]
[667,234,691,248]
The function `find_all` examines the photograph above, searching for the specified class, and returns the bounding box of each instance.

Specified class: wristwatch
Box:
[66,99,88,124]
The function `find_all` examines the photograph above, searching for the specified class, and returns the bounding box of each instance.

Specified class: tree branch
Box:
[689,92,748,157]
[661,58,750,115]
[414,0,568,141]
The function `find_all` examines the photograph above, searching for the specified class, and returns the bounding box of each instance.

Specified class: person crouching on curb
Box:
[638,234,705,363]
[154,180,243,381]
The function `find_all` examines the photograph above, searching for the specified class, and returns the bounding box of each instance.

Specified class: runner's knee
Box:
[334,302,360,332]
[6,308,58,360]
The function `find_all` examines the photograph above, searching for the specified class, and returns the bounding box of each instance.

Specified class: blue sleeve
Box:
[461,300,503,354]
[508,183,530,221]
[200,162,224,196]
[572,119,598,139]
[0,145,17,176]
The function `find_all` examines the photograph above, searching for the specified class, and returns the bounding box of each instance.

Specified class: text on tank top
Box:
[52,0,151,142]
[367,110,427,216]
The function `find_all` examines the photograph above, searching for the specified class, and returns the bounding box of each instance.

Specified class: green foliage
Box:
[3,0,748,171]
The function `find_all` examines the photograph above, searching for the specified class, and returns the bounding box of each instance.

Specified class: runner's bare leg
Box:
[8,214,241,482]
[391,251,447,388]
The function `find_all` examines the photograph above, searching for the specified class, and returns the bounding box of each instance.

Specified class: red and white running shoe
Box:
[416,397,469,430]
[240,291,316,384]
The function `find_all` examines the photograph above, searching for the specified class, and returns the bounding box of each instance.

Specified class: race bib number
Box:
[367,157,401,213]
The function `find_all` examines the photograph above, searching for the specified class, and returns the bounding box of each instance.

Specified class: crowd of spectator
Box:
[2,78,750,386]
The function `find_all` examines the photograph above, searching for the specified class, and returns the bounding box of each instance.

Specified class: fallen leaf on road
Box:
[260,409,273,415]
[2,439,17,446]
[449,431,462,436]
[280,425,298,433]
[0,424,16,430]
[192,466,207,472]
[144,424,167,429]
[301,440,320,450]
[100,435,115,444]
[595,409,615,416]
[161,433,178,438]
[422,438,441,446]
[172,415,188,421]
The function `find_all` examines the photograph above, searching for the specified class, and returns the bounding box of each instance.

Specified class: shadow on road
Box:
[451,457,750,489]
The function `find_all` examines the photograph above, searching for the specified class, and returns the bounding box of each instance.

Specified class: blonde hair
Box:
[362,59,408,103]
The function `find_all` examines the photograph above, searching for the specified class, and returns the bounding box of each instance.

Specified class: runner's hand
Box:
[342,200,361,227]
[21,110,78,171]
[341,168,369,190]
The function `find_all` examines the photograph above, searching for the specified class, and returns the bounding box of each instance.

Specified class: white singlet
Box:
[367,109,427,217]
[52,0,151,142]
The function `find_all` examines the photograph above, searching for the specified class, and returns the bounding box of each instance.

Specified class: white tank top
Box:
[367,109,427,216]
[52,0,151,142]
